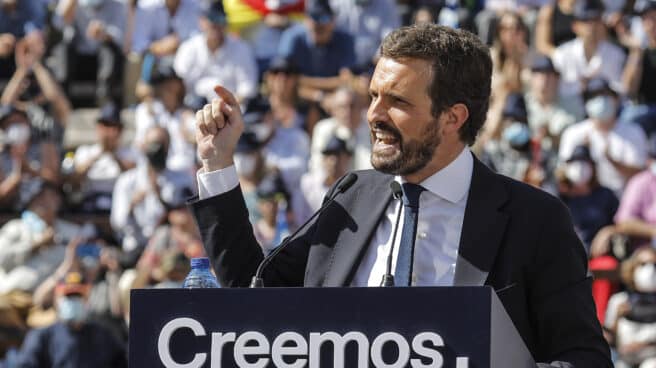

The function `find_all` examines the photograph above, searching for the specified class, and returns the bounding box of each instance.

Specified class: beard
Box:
[370,119,441,176]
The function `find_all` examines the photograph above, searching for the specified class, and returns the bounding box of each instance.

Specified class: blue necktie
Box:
[394,183,425,286]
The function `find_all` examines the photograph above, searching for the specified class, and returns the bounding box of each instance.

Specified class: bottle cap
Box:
[190,257,210,269]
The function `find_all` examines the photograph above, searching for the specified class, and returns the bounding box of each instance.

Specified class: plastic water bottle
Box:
[183,258,220,288]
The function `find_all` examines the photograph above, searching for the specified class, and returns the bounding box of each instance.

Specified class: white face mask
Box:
[635,263,656,293]
[252,123,274,142]
[57,296,88,323]
[234,154,257,177]
[78,0,103,7]
[6,123,30,145]
[585,95,617,122]
[565,161,593,186]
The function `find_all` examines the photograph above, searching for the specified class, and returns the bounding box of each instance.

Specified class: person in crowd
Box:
[233,130,266,224]
[535,0,577,57]
[525,53,581,147]
[559,78,648,196]
[604,247,656,368]
[482,92,558,190]
[1,38,72,148]
[277,0,356,96]
[328,0,400,72]
[0,182,80,295]
[490,12,530,97]
[51,0,126,105]
[263,57,310,128]
[620,0,656,137]
[174,2,257,105]
[297,135,353,223]
[134,65,196,173]
[310,86,371,172]
[0,0,45,80]
[558,145,619,253]
[474,0,546,45]
[413,6,436,24]
[249,3,298,77]
[10,271,127,368]
[552,0,626,116]
[131,0,203,86]
[252,172,291,254]
[591,137,656,258]
[70,102,137,213]
[0,106,58,211]
[110,126,194,268]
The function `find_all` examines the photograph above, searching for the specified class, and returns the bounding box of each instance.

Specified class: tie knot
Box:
[401,183,425,208]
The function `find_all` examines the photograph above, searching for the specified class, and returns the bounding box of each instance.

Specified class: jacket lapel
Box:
[454,157,509,286]
[322,173,394,286]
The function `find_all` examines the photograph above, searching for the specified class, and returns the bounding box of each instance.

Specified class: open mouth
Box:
[372,124,401,152]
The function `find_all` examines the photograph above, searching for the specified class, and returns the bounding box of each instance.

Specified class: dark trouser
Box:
[50,41,124,105]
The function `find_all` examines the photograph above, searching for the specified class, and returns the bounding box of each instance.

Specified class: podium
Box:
[130,287,536,367]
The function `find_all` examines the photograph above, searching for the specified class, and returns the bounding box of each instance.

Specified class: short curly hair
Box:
[380,24,492,146]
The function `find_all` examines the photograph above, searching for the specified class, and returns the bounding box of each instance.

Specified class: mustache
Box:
[372,122,402,140]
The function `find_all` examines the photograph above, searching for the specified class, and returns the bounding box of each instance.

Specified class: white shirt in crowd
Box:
[134,100,197,173]
[53,0,126,54]
[310,116,373,174]
[111,164,194,251]
[197,147,473,287]
[559,119,648,194]
[552,39,626,98]
[74,143,139,196]
[174,34,258,103]
[131,0,202,54]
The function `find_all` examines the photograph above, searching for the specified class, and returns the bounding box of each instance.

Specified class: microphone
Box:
[381,181,403,287]
[250,173,358,288]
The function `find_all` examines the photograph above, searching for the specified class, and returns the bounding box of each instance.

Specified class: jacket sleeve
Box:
[528,196,613,367]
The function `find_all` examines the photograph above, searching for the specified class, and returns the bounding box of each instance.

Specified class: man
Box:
[11,271,127,367]
[173,3,257,105]
[110,126,194,267]
[559,78,647,195]
[52,0,126,104]
[192,24,612,366]
[72,102,137,213]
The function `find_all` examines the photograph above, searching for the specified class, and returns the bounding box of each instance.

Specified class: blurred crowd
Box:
[0,0,655,366]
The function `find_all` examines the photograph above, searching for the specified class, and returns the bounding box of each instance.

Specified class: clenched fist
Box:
[196,86,245,172]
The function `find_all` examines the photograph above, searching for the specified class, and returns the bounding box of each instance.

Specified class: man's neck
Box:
[583,38,600,61]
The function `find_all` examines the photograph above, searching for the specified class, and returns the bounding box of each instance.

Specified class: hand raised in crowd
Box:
[590,225,617,258]
[0,33,16,57]
[196,85,245,172]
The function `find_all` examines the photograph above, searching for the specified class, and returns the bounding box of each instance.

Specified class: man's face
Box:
[573,19,603,43]
[322,152,351,179]
[367,57,442,176]
[305,18,335,45]
[30,188,62,223]
[157,78,185,110]
[530,71,559,102]
[200,18,225,46]
[332,90,361,129]
[96,123,121,149]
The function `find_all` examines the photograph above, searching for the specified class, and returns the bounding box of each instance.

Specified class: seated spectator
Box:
[249,5,297,77]
[525,54,581,146]
[234,130,266,224]
[559,78,647,195]
[482,93,558,189]
[174,3,258,105]
[51,0,127,105]
[1,39,72,148]
[605,247,656,368]
[558,145,619,253]
[277,0,355,94]
[297,135,352,223]
[621,0,656,137]
[11,271,127,367]
[310,86,371,173]
[535,0,577,57]
[252,173,291,254]
[110,126,194,268]
[552,0,626,116]
[0,0,45,80]
[0,106,59,211]
[591,137,656,257]
[134,65,196,173]
[70,103,137,213]
[0,182,80,294]
[328,0,400,72]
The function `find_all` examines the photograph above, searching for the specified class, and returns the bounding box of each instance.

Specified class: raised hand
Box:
[195,86,245,172]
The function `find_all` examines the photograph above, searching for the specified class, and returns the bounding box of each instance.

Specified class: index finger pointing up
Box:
[214,85,238,107]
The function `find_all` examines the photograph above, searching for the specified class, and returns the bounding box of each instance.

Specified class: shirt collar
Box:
[398,147,474,204]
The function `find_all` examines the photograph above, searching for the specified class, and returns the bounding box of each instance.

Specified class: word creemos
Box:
[158,317,471,368]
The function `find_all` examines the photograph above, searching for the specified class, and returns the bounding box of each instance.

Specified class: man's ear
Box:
[442,103,469,136]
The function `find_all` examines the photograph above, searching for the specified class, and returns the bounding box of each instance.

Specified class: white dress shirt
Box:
[197,147,473,287]
[131,0,202,54]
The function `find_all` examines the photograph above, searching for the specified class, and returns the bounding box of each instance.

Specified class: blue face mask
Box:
[502,122,531,149]
[57,296,88,323]
[21,210,46,234]
[585,95,617,122]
